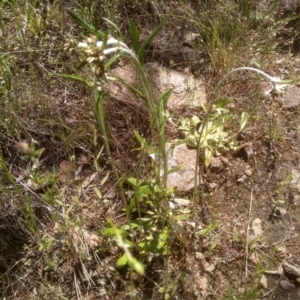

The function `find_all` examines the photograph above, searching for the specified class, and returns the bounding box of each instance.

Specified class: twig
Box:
[245,185,254,277]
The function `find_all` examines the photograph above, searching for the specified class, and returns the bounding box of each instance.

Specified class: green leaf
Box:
[105,53,120,69]
[133,130,146,148]
[186,136,197,147]
[148,227,170,254]
[34,148,45,157]
[239,111,249,132]
[136,184,151,199]
[191,115,201,127]
[101,227,125,236]
[129,20,140,54]
[55,199,64,206]
[58,74,92,87]
[103,17,123,40]
[156,89,172,114]
[65,203,74,216]
[173,214,189,221]
[117,253,128,267]
[127,177,138,186]
[76,59,88,70]
[167,163,184,174]
[204,148,212,166]
[67,10,105,38]
[128,256,144,275]
[138,17,168,61]
[126,196,137,215]
[94,187,102,199]
[100,172,110,186]
[169,220,186,236]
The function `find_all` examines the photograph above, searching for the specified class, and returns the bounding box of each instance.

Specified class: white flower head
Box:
[265,77,289,96]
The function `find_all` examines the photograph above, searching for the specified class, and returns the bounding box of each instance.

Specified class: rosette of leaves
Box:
[179,107,249,166]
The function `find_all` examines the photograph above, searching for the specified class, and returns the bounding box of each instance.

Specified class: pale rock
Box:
[148,62,207,109]
[195,252,205,260]
[108,63,207,110]
[166,143,199,191]
[196,276,209,291]
[204,262,215,274]
[280,279,295,290]
[282,86,300,109]
[210,156,223,168]
[277,246,288,254]
[252,218,263,238]
[260,275,268,289]
[291,169,300,192]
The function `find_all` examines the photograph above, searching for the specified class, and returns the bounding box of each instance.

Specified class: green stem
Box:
[93,79,130,223]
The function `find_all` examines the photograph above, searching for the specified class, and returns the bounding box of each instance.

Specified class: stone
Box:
[282,86,300,109]
[183,31,200,46]
[107,63,207,110]
[166,143,199,192]
[195,252,205,260]
[204,262,215,274]
[210,156,223,169]
[59,160,74,183]
[280,279,295,290]
[283,261,300,281]
[260,275,268,289]
[252,218,263,238]
[196,275,209,291]
[148,62,207,109]
[291,169,300,192]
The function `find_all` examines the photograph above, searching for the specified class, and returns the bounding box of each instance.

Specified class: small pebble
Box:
[280,279,295,290]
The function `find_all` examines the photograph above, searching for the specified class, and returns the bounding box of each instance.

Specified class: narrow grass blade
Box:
[138,17,168,61]
[67,10,105,38]
[156,89,172,129]
[76,59,88,70]
[103,18,123,40]
[58,74,92,87]
[0,156,14,184]
[105,53,120,69]
[156,89,172,111]
[129,20,140,54]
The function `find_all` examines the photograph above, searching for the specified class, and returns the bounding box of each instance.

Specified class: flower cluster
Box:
[267,76,289,97]
[77,36,111,76]
[77,36,136,77]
